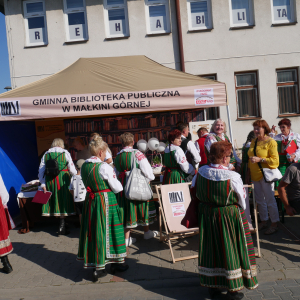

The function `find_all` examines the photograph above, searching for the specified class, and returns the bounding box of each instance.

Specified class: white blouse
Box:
[181,135,201,166]
[269,131,300,162]
[85,157,123,194]
[191,164,246,210]
[0,174,9,206]
[38,147,77,188]
[115,147,155,182]
[165,144,195,175]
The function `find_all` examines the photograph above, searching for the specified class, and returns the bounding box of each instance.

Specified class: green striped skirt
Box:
[198,203,258,291]
[77,191,127,270]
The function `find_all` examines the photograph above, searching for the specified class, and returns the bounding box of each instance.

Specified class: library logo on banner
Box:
[168,191,184,203]
[0,100,21,117]
[194,88,214,106]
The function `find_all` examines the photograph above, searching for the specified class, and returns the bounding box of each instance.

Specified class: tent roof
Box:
[0,55,219,98]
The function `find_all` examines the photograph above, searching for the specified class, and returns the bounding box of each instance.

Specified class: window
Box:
[271,0,296,24]
[104,0,129,38]
[145,0,171,34]
[200,74,220,120]
[229,0,254,27]
[23,0,48,46]
[187,0,213,31]
[235,72,260,118]
[277,69,299,115]
[63,0,88,42]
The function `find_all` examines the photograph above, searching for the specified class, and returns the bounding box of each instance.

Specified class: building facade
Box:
[1,0,300,146]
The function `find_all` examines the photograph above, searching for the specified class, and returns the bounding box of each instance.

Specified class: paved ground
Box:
[1,214,300,299]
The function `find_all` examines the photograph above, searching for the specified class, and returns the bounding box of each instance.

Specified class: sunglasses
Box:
[226,153,233,159]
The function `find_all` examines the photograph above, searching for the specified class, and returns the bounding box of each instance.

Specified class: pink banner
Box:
[0,84,226,121]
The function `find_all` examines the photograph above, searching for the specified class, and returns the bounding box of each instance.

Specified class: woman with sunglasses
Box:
[270,118,300,190]
[193,141,258,298]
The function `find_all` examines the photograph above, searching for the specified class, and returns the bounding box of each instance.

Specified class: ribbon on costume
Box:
[118,170,128,196]
[55,169,68,190]
[86,187,111,242]
[162,167,180,185]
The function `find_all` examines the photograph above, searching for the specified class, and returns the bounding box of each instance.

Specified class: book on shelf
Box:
[118,119,128,130]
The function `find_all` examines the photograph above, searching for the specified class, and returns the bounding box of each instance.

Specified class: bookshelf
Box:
[64,109,205,160]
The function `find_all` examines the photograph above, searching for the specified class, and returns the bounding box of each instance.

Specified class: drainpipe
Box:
[175,0,185,72]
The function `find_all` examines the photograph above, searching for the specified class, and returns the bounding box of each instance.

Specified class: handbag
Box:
[124,151,153,201]
[254,138,282,183]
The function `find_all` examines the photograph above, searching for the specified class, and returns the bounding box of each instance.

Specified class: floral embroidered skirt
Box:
[0,201,13,257]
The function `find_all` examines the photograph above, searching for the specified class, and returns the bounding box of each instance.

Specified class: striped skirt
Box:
[198,203,258,291]
[77,191,127,270]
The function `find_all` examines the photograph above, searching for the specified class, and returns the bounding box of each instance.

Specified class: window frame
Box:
[187,0,213,31]
[229,0,255,28]
[276,67,300,117]
[103,0,130,39]
[234,71,261,120]
[271,0,297,25]
[199,74,220,120]
[63,0,89,42]
[23,0,48,47]
[144,0,171,35]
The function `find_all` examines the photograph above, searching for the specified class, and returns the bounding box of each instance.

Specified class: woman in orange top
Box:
[248,120,280,235]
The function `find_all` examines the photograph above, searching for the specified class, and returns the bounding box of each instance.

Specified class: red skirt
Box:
[0,201,13,257]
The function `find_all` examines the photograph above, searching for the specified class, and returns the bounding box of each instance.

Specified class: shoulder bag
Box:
[124,151,153,201]
[254,138,282,183]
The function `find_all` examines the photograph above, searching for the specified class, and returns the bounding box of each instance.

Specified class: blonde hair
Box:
[51,138,64,148]
[90,133,112,155]
[119,132,134,146]
[89,135,108,156]
[73,137,85,147]
[210,118,227,134]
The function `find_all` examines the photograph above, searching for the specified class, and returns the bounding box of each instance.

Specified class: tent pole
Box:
[226,105,234,143]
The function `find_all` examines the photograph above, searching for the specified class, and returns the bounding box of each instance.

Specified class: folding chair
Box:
[244,184,261,258]
[155,183,199,264]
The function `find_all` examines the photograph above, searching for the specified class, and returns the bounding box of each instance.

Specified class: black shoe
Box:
[92,269,107,282]
[110,263,129,274]
[58,225,70,235]
[208,288,222,299]
[1,256,13,274]
[227,291,244,300]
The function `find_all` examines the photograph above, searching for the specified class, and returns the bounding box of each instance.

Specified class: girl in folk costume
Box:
[114,132,158,247]
[38,138,77,235]
[0,174,14,273]
[270,118,300,190]
[193,141,258,299]
[163,129,195,184]
[205,119,241,169]
[77,137,128,282]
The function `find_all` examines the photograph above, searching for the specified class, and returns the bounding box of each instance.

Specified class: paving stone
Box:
[277,293,295,300]
[276,280,296,286]
[260,289,280,299]
[285,286,300,296]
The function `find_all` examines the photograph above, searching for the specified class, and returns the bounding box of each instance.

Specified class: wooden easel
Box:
[155,183,199,264]
[244,184,261,258]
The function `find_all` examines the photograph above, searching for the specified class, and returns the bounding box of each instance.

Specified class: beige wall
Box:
[4,0,300,146]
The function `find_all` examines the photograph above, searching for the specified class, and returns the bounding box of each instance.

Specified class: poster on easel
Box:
[189,120,214,142]
[35,120,65,158]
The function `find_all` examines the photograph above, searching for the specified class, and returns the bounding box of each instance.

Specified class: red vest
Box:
[196,134,208,166]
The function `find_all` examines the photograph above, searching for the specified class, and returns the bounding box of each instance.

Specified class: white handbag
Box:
[124,151,153,201]
[254,138,283,183]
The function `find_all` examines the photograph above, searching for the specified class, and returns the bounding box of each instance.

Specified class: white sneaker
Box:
[144,230,159,240]
[126,237,136,247]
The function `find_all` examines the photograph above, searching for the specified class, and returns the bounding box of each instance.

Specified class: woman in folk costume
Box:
[77,136,127,282]
[270,118,300,190]
[205,119,241,170]
[192,141,258,299]
[163,129,195,184]
[114,132,158,247]
[38,138,77,235]
[0,174,14,273]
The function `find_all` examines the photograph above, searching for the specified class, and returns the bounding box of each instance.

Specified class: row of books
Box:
[64,110,204,134]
